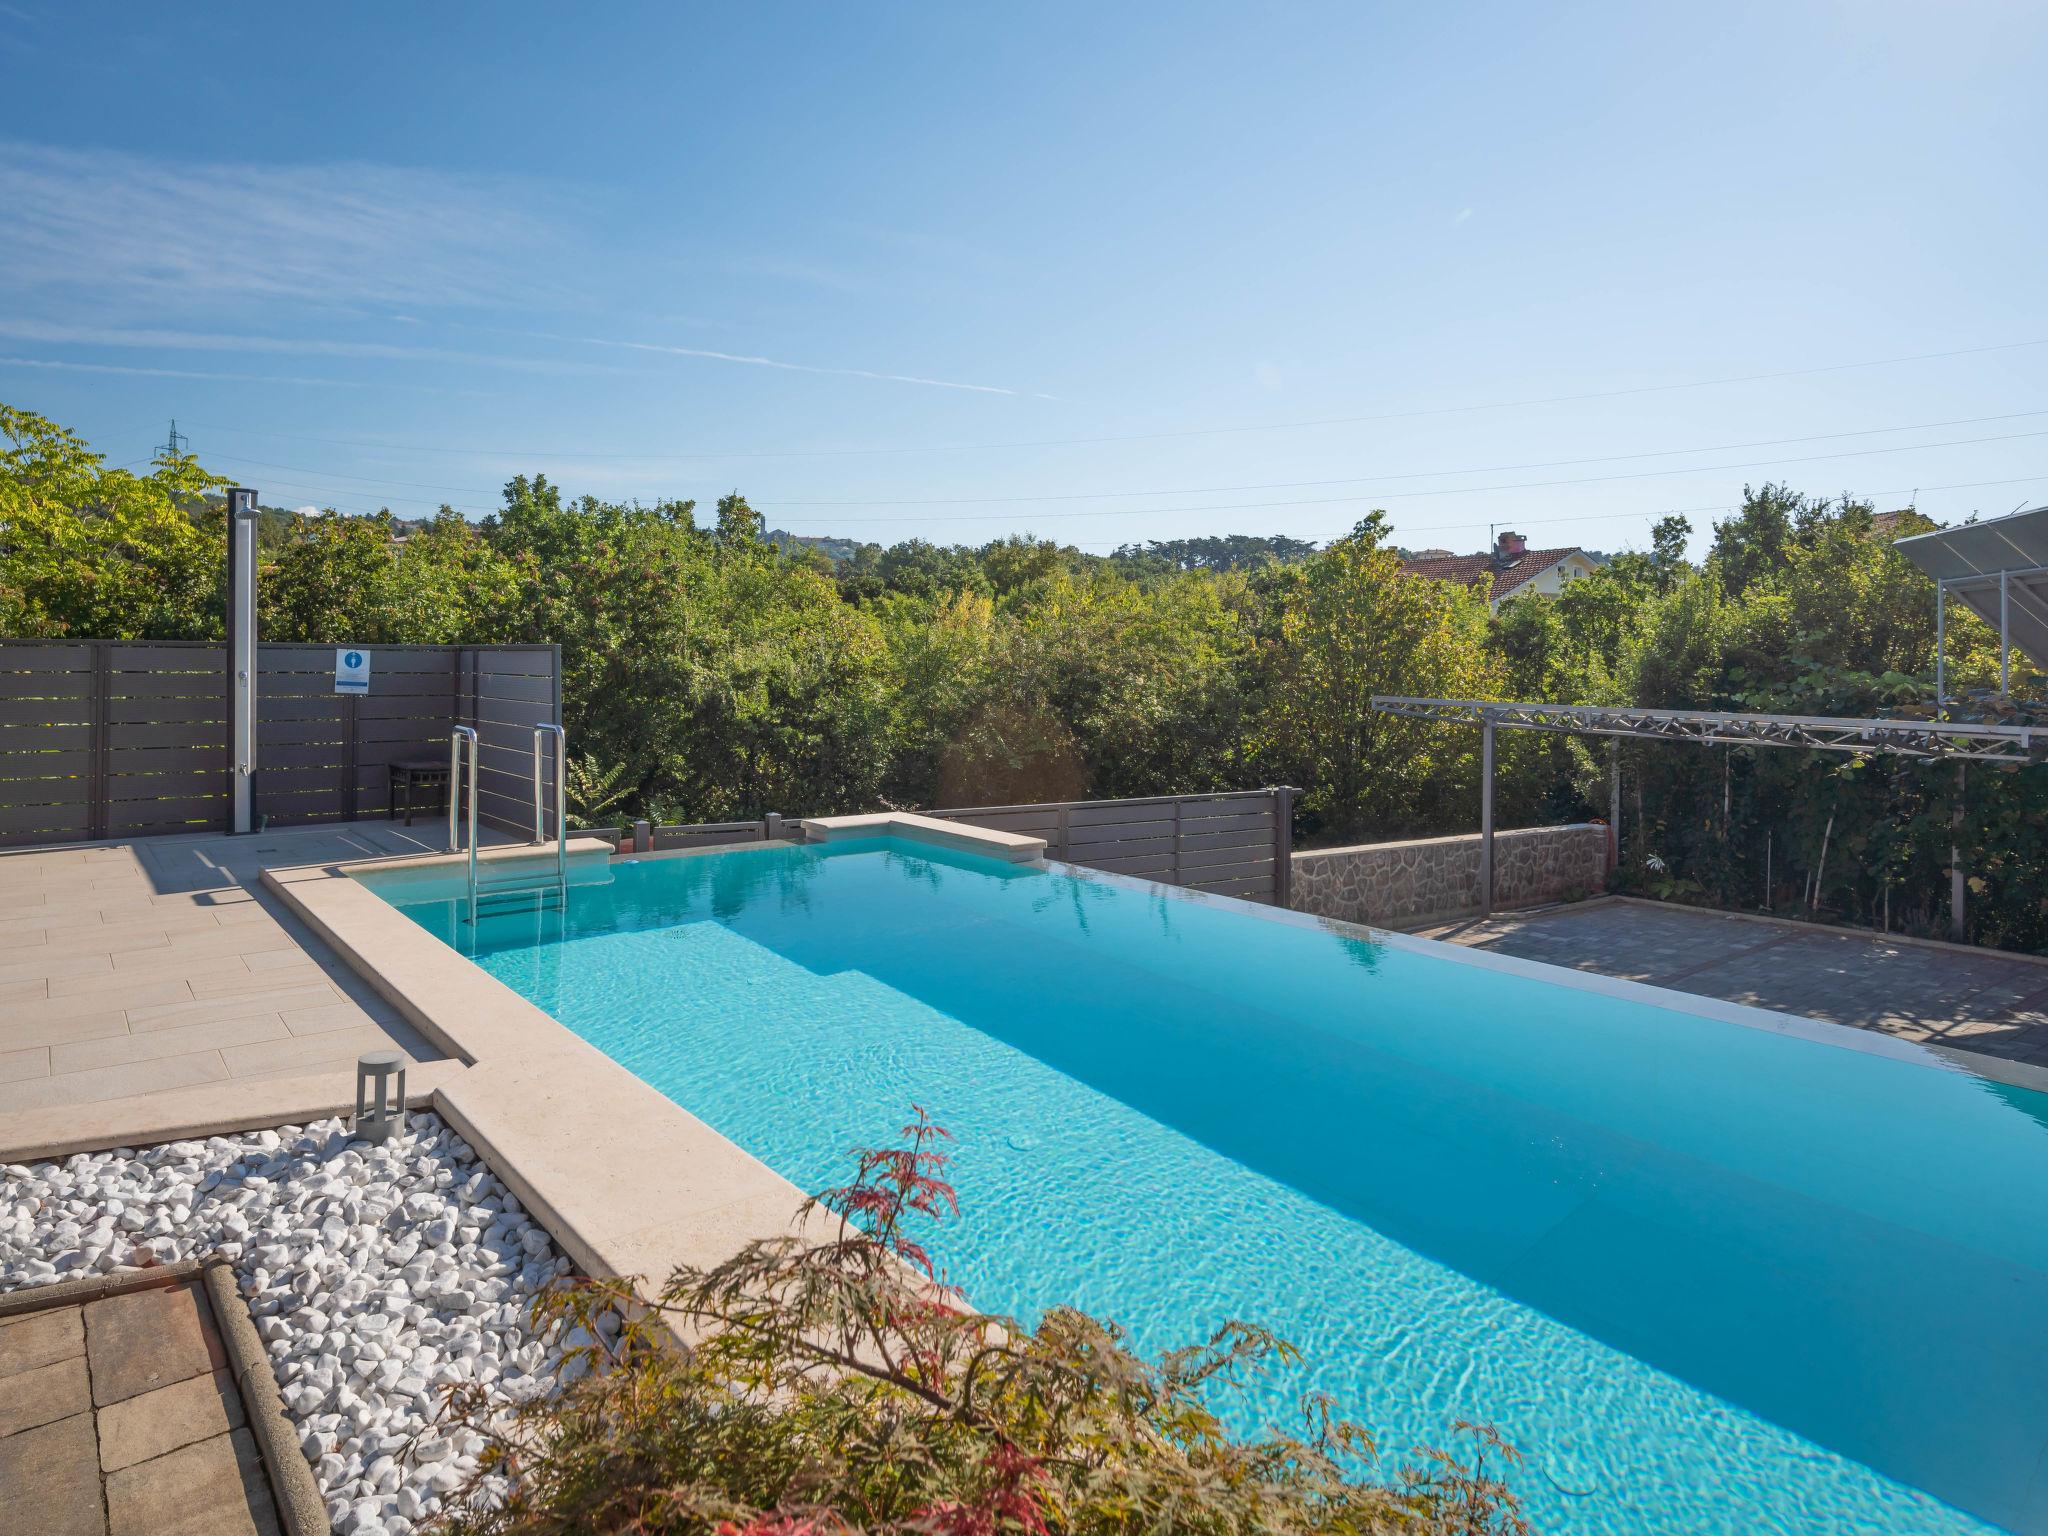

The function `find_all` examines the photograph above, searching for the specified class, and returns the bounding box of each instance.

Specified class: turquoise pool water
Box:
[362,837,2048,1535]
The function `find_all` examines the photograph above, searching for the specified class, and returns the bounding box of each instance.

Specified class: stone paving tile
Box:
[1422,901,2048,1062]
[0,1052,231,1115]
[126,986,342,1032]
[48,1015,293,1076]
[104,1426,278,1536]
[0,1352,91,1436]
[220,1020,417,1077]
[0,824,458,1119]
[110,929,299,969]
[0,1304,83,1377]
[83,1283,227,1408]
[50,958,254,998]
[0,951,113,987]
[280,999,385,1036]
[2,982,192,1027]
[96,1368,244,1473]
[0,1411,105,1536]
[187,963,332,1000]
[0,1044,50,1081]
[0,1011,130,1052]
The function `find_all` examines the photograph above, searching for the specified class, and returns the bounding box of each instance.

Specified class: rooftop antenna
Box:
[155,418,189,460]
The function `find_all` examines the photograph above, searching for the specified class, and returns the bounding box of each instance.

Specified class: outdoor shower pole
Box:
[1479,711,1496,916]
[224,488,261,835]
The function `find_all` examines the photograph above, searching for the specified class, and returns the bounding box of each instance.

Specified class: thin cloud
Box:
[0,354,372,388]
[0,141,561,313]
[593,336,1028,396]
[0,319,630,379]
[479,322,1041,397]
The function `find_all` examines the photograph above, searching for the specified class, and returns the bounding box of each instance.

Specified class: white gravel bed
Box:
[1,1111,590,1536]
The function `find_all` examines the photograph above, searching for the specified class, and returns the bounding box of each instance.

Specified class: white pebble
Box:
[0,1112,568,1532]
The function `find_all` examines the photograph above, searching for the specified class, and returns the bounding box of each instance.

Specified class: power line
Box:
[763,429,2048,524]
[204,452,502,496]
[182,333,2048,464]
[756,409,2048,507]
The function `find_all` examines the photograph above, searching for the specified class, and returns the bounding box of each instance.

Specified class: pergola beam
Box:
[1369,696,2042,764]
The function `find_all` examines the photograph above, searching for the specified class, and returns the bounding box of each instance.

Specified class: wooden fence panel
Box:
[0,640,557,846]
[102,645,227,839]
[0,642,96,846]
[931,787,1295,905]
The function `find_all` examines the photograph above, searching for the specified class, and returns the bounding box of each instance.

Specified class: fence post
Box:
[633,819,652,854]
[1272,785,1294,908]
[764,812,783,841]
[1951,762,1967,941]
[1480,713,1496,916]
[89,642,109,841]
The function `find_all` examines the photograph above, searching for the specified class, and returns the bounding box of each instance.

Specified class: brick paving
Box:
[0,1274,276,1536]
[1419,898,2048,1066]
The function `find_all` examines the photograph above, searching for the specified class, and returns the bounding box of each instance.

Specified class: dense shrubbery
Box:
[434,1112,1528,1536]
[4,403,2041,947]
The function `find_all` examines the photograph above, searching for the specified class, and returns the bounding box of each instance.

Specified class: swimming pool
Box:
[361,834,2048,1535]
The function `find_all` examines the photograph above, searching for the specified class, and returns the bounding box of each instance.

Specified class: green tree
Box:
[1252,513,1501,839]
[0,403,227,638]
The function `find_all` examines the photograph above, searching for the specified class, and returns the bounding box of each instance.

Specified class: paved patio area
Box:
[0,1271,275,1536]
[0,821,510,1120]
[1419,897,2048,1066]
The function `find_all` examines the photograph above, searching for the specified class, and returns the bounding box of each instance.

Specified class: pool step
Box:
[469,877,567,916]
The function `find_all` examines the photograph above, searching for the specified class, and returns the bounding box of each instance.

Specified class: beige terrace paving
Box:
[0,821,507,1124]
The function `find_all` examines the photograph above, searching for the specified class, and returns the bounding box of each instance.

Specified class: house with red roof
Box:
[1398,531,1602,613]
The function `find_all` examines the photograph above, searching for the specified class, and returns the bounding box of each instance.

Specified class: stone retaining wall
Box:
[1289,824,1609,928]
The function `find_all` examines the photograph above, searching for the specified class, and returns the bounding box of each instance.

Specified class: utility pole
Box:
[155,419,189,460]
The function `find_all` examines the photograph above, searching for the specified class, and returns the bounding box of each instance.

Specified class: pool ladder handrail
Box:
[531,722,567,896]
[448,725,479,924]
[452,722,571,924]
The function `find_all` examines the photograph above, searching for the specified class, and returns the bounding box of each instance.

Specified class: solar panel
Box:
[1893,505,2048,672]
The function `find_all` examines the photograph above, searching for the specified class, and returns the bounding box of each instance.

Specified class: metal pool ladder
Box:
[449,723,570,924]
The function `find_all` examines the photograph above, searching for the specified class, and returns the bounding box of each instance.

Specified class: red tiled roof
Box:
[1398,547,1587,603]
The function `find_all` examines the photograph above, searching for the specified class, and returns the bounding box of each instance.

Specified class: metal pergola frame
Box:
[1369,695,2044,931]
[1935,563,2046,702]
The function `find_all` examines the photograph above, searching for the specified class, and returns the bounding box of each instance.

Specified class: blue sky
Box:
[2,1,2045,556]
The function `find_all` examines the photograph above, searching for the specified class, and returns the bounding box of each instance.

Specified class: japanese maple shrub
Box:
[435,1110,1527,1536]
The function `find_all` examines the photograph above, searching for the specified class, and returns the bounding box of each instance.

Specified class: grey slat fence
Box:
[934,787,1297,905]
[621,791,1297,906]
[0,639,558,848]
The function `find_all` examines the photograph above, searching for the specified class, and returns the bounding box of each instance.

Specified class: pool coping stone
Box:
[259,839,827,1294]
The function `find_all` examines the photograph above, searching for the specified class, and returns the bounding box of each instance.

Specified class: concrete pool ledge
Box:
[257,839,830,1290]
[798,812,1047,861]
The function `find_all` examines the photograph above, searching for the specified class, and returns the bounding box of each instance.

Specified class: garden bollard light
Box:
[354,1049,407,1143]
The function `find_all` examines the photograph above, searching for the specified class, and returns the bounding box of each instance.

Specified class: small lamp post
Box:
[353,1050,408,1143]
